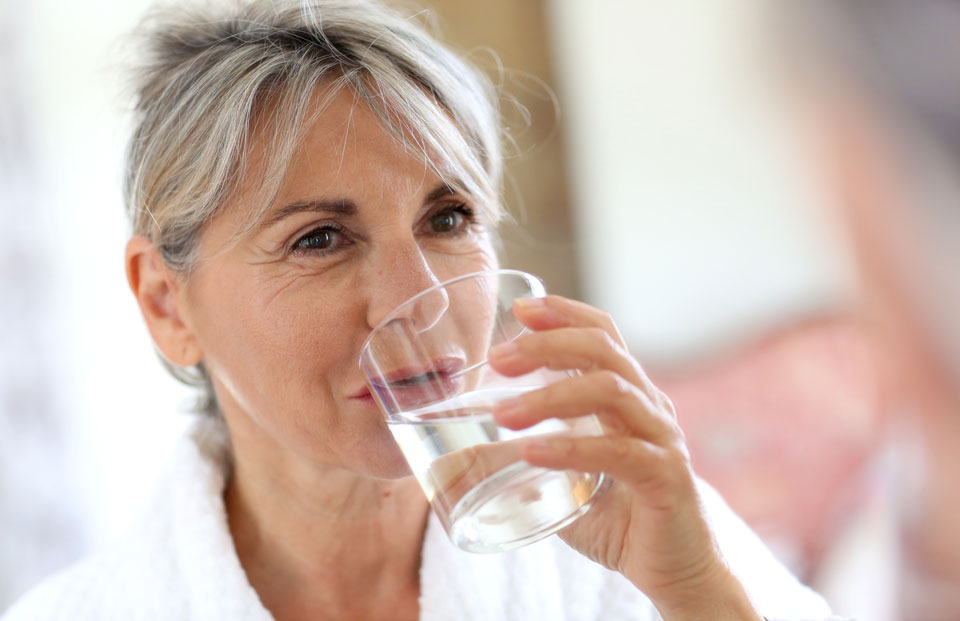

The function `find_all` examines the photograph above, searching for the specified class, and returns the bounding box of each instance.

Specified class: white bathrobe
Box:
[3,418,842,620]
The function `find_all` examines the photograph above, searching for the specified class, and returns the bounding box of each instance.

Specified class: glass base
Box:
[448,462,606,553]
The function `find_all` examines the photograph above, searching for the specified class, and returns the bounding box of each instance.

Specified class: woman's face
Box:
[177,88,497,477]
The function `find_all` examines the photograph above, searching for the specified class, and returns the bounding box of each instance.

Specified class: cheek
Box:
[188,271,361,413]
[433,260,502,368]
[431,238,499,281]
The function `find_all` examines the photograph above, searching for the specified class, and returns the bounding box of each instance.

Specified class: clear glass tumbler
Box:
[359,269,607,552]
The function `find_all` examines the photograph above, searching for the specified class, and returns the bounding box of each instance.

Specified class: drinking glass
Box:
[359,269,607,553]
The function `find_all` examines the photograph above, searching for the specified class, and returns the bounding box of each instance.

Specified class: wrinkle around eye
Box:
[420,228,493,254]
[257,268,322,311]
[243,236,356,268]
[243,246,356,310]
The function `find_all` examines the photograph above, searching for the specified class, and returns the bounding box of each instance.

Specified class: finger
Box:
[489,326,644,386]
[492,370,678,444]
[508,296,670,411]
[512,296,627,348]
[521,435,693,501]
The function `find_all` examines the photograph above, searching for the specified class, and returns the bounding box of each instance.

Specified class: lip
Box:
[374,357,464,386]
[358,356,466,409]
[349,388,376,401]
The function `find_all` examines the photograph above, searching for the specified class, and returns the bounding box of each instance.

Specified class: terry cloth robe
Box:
[3,418,844,620]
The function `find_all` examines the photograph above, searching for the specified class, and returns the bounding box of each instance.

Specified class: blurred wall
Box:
[0,0,86,605]
[547,0,854,365]
[1,0,194,608]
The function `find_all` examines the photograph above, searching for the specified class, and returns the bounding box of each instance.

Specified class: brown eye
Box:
[293,226,346,254]
[428,205,472,234]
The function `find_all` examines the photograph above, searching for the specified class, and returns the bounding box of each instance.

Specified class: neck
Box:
[223,422,429,619]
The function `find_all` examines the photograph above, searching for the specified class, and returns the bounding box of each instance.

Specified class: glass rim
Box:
[358,268,544,366]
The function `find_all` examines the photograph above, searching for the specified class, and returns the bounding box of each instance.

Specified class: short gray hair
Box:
[124,0,505,415]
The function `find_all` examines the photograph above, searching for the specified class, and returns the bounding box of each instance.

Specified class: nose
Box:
[364,238,448,331]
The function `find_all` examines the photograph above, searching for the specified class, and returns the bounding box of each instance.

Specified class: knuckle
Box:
[585,326,606,342]
[661,417,685,442]
[608,437,634,463]
[587,327,617,353]
[665,440,693,470]
[648,447,695,501]
[656,390,677,418]
[595,369,628,396]
[597,309,616,331]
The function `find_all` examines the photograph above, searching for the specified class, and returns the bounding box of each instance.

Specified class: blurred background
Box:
[3,1,959,619]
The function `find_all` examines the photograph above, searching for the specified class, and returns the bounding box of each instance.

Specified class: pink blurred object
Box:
[652,315,883,579]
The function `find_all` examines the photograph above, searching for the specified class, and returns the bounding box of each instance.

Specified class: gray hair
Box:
[124,0,505,415]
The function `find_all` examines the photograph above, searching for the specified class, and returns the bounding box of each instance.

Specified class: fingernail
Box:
[489,342,519,360]
[494,396,525,418]
[515,297,545,310]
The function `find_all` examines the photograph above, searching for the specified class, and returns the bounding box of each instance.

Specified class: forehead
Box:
[237,84,450,222]
[284,88,435,201]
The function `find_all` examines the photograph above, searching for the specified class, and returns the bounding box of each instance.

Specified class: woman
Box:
[3,1,836,619]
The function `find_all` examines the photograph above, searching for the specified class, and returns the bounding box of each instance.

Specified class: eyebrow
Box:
[264,198,357,227]
[264,183,461,227]
[424,184,456,203]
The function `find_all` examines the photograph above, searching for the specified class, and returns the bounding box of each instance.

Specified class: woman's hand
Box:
[488,295,762,621]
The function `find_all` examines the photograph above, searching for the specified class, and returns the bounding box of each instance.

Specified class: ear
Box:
[125,235,203,367]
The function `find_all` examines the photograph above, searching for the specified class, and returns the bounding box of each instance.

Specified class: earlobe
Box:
[125,236,203,367]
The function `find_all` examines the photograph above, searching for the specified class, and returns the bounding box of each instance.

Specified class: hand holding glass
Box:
[360,269,607,552]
